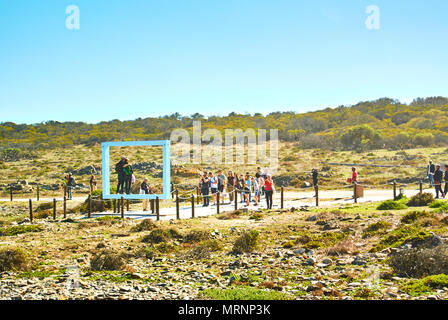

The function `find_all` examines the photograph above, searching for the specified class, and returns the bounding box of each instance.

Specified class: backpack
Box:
[123,166,132,175]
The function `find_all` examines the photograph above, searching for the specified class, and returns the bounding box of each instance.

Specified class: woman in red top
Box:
[264,174,274,209]
[351,167,358,183]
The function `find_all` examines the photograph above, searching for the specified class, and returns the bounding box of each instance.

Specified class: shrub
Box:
[326,239,354,256]
[407,192,434,207]
[401,211,433,224]
[362,221,392,238]
[233,230,260,253]
[249,212,264,221]
[184,230,210,243]
[389,245,448,278]
[90,250,127,271]
[130,219,156,232]
[0,247,28,271]
[0,225,43,237]
[429,200,448,213]
[376,200,408,210]
[141,228,182,244]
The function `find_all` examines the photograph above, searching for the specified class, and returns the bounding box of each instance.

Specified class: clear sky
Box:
[0,0,447,124]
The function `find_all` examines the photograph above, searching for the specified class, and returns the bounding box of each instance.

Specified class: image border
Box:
[101,140,171,200]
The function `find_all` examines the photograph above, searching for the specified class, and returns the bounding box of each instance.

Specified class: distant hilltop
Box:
[1,96,448,152]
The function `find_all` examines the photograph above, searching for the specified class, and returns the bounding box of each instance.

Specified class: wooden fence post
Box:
[63,196,67,218]
[419,180,423,195]
[113,199,116,213]
[53,198,57,220]
[156,197,160,221]
[280,187,284,209]
[315,185,319,207]
[196,187,200,205]
[126,199,129,212]
[37,184,40,201]
[354,183,358,204]
[10,187,13,201]
[88,195,92,219]
[217,192,220,214]
[393,180,397,200]
[121,196,124,219]
[175,190,180,220]
[171,183,174,199]
[151,199,155,214]
[29,199,33,222]
[191,195,195,218]
[234,189,238,211]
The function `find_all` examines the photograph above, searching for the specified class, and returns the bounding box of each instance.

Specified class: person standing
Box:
[123,159,134,194]
[244,173,252,206]
[444,165,448,199]
[237,174,245,203]
[89,175,97,193]
[200,172,210,207]
[427,160,436,187]
[434,165,444,199]
[227,171,236,203]
[251,176,260,206]
[312,169,318,186]
[141,178,151,211]
[217,169,226,205]
[351,167,358,184]
[264,174,274,209]
[209,172,219,206]
[67,173,76,200]
[115,156,126,194]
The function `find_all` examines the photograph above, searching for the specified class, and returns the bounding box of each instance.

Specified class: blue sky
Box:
[0,0,447,124]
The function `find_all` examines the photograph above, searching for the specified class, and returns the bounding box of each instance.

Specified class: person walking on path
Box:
[243,173,252,206]
[209,172,219,206]
[217,169,226,205]
[251,176,260,206]
[434,165,444,199]
[227,171,236,203]
[427,160,436,187]
[115,156,126,194]
[66,173,76,200]
[237,174,246,203]
[141,178,151,211]
[444,165,448,199]
[89,175,97,193]
[255,172,265,200]
[200,172,210,207]
[264,174,274,209]
[123,159,134,194]
[312,169,318,186]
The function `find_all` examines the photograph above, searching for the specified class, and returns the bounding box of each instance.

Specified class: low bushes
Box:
[401,274,448,297]
[90,250,127,271]
[389,245,448,278]
[0,247,29,271]
[130,219,156,232]
[362,221,392,238]
[141,228,182,244]
[370,225,432,252]
[233,230,260,253]
[0,225,42,237]
[376,200,407,210]
[407,192,434,207]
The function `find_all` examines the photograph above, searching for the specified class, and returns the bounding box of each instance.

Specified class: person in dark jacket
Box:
[434,165,444,199]
[444,165,448,199]
[312,169,318,186]
[199,172,210,207]
[66,173,76,200]
[116,156,126,194]
[428,160,436,187]
[122,159,133,194]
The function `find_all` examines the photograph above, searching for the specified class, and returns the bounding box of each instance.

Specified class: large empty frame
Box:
[101,140,171,200]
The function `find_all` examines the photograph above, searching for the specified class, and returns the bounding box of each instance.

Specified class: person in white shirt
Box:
[209,172,218,205]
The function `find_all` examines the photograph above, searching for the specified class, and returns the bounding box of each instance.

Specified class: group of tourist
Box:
[427,160,448,199]
[198,167,275,209]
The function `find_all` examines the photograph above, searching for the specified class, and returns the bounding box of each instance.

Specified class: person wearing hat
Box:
[141,178,151,211]
[427,160,435,187]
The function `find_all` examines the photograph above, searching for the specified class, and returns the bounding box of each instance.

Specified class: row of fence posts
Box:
[22,179,427,223]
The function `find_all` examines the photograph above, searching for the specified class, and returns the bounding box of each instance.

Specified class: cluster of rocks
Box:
[70,165,101,176]
[2,180,34,192]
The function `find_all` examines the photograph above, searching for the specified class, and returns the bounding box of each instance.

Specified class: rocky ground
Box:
[1,194,448,300]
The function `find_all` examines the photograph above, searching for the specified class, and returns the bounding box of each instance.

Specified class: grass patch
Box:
[141,228,182,244]
[362,221,392,238]
[407,192,434,207]
[401,211,433,224]
[401,274,448,297]
[90,250,127,271]
[200,286,292,300]
[376,200,408,210]
[0,225,43,236]
[130,219,156,232]
[370,225,432,252]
